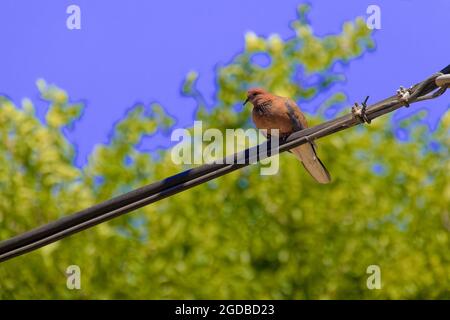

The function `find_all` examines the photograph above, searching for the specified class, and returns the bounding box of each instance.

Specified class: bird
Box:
[244,87,331,184]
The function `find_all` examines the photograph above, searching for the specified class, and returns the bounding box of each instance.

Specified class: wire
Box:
[0,65,449,264]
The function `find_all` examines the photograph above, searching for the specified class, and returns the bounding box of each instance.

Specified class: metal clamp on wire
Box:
[436,74,450,88]
[351,96,371,124]
[397,86,412,107]
[414,73,450,103]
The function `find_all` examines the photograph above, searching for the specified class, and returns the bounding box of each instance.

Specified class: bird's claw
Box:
[304,135,312,144]
[279,135,289,144]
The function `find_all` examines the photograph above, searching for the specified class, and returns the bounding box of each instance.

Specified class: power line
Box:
[0,65,449,263]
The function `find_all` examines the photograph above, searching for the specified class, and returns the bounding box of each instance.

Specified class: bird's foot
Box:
[278,134,290,144]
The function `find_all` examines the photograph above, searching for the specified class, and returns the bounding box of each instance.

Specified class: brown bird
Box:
[244,88,331,184]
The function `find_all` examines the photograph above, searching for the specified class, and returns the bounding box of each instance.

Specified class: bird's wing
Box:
[284,98,308,131]
[284,98,331,184]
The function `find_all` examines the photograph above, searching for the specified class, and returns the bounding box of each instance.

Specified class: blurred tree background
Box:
[0,5,449,299]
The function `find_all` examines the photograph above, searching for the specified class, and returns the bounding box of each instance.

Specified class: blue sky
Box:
[0,0,449,166]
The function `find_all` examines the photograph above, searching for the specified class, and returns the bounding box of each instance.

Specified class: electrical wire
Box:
[0,65,449,264]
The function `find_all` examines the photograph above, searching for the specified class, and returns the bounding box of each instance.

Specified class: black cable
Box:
[0,65,449,263]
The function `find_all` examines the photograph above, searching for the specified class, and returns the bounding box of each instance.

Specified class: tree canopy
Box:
[0,5,449,299]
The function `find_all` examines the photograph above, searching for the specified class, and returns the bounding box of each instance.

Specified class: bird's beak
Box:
[243,97,250,106]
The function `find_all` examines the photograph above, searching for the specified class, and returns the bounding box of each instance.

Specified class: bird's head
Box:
[243,87,270,107]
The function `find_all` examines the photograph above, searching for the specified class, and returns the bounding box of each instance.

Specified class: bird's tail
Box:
[290,143,331,184]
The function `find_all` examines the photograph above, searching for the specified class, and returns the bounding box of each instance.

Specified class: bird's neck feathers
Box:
[252,94,273,111]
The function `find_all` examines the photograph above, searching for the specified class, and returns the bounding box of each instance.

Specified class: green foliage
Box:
[183,5,373,130]
[0,5,449,299]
